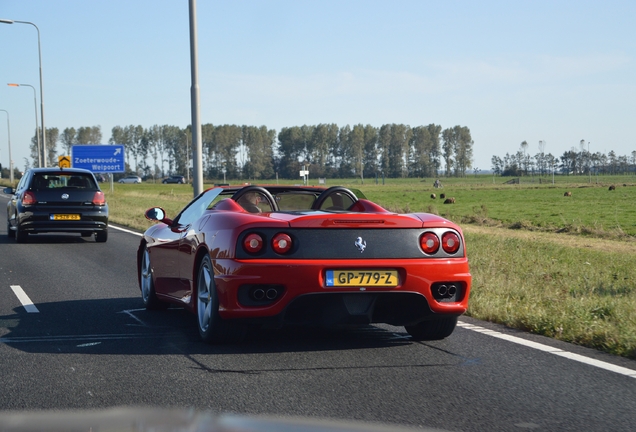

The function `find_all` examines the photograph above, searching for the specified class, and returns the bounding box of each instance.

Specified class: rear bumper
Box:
[256,292,461,328]
[19,220,108,234]
[16,208,108,234]
[212,258,471,326]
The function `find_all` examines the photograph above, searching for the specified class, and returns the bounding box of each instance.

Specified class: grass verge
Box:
[464,226,636,358]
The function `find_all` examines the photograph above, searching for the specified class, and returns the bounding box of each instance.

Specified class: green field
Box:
[3,174,636,358]
[92,174,636,237]
[357,175,636,239]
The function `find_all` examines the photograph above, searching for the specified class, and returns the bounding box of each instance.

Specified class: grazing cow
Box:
[609,185,616,191]
[430,193,436,199]
[440,193,446,199]
[564,191,572,197]
[443,197,456,204]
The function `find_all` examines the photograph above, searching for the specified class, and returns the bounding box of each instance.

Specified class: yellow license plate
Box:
[326,270,399,287]
[51,214,81,221]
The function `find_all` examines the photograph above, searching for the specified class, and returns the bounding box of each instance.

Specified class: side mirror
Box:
[144,207,173,225]
[3,187,15,195]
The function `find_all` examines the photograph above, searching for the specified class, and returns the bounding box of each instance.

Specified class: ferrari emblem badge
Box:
[354,236,367,253]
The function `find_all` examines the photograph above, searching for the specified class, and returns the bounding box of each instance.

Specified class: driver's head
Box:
[238,191,262,213]
[245,192,260,204]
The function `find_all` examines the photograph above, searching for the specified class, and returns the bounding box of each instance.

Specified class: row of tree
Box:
[24,126,101,170]
[18,127,635,180]
[491,140,636,176]
[21,123,474,180]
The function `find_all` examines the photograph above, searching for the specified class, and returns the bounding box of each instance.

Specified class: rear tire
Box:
[405,316,458,341]
[7,220,15,238]
[196,255,246,343]
[140,246,167,310]
[95,229,108,243]
[15,223,27,243]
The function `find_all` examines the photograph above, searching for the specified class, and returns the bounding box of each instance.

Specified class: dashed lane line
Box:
[9,285,39,313]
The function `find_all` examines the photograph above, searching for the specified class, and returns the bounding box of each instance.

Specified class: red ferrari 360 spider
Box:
[138,185,471,343]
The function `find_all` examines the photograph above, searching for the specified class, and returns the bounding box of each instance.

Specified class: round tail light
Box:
[272,233,292,254]
[243,233,264,254]
[419,232,440,254]
[441,232,461,254]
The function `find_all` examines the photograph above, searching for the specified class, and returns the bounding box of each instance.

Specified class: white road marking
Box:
[458,321,636,379]
[9,285,39,313]
[0,333,176,344]
[109,224,142,237]
[77,342,102,347]
[118,309,149,326]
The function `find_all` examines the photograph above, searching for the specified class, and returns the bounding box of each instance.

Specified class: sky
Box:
[1,0,635,175]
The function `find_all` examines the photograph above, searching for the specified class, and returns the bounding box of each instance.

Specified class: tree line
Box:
[16,123,474,180]
[491,140,636,176]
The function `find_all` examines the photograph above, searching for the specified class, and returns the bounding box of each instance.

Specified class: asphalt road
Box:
[1,193,636,431]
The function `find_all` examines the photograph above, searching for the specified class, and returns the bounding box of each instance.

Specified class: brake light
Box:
[243,233,264,254]
[92,191,106,206]
[441,232,461,254]
[419,232,440,254]
[22,191,37,205]
[272,233,292,254]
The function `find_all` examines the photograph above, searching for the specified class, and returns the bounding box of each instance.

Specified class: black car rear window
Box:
[31,173,97,190]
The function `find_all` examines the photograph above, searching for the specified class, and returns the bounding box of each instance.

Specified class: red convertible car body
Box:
[138,185,471,343]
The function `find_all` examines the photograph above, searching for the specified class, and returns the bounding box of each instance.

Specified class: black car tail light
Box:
[243,233,264,254]
[419,232,440,254]
[271,233,292,254]
[92,191,106,206]
[22,191,37,205]
[441,232,461,254]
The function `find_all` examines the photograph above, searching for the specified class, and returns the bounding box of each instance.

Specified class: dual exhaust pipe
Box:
[251,287,280,301]
[436,284,457,298]
[432,282,461,302]
[238,284,285,307]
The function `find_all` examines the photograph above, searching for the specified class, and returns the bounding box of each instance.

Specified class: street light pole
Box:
[188,0,203,197]
[0,109,13,183]
[0,19,46,166]
[8,83,41,167]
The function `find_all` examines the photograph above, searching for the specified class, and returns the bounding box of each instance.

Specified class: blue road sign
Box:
[72,145,125,173]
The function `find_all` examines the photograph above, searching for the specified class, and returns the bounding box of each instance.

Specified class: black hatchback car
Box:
[3,167,109,243]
